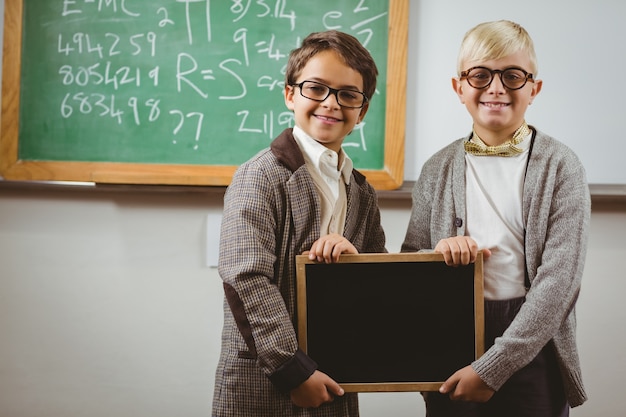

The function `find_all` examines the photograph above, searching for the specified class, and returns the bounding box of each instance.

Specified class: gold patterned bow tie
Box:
[464,122,531,157]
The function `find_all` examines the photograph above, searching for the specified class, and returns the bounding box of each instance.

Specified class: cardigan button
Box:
[454,217,463,228]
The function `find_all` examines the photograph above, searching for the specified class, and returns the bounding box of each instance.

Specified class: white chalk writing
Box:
[46,0,387,156]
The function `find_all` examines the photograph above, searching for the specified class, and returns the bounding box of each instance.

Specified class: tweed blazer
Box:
[212,128,386,417]
[401,128,590,407]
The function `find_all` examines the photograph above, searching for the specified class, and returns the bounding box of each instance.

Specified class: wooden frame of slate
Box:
[296,252,484,392]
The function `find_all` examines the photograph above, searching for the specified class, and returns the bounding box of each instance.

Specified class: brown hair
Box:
[285,30,378,101]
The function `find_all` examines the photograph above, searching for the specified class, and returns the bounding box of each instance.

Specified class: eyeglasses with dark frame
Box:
[290,80,368,109]
[460,66,534,90]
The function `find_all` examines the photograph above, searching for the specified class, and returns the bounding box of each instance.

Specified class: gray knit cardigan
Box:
[401,128,590,407]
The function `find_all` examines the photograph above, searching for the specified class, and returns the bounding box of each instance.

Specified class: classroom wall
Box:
[405,0,626,186]
[2,1,626,417]
[1,189,624,417]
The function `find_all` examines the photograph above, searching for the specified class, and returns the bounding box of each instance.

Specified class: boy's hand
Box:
[290,370,345,408]
[305,233,358,263]
[434,236,491,266]
[439,365,495,402]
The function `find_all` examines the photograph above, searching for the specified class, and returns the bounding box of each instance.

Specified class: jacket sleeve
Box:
[219,160,315,392]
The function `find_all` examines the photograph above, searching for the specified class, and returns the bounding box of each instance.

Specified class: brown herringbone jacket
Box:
[212,128,386,417]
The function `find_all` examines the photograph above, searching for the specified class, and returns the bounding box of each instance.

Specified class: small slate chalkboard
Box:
[296,252,484,392]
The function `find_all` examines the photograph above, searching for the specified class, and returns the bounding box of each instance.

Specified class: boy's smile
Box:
[284,50,368,153]
[316,114,341,124]
[452,50,542,146]
[482,101,509,109]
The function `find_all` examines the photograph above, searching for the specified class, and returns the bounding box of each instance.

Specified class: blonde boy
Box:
[402,20,590,416]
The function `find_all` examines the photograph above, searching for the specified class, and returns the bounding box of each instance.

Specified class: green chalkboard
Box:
[1,0,407,188]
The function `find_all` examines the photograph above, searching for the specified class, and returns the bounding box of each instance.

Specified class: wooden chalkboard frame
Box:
[0,0,408,189]
[296,252,484,392]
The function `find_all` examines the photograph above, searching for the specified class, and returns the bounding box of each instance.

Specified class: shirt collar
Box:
[292,126,352,184]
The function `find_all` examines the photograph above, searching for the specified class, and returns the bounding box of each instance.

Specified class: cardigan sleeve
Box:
[472,137,591,391]
[401,142,463,252]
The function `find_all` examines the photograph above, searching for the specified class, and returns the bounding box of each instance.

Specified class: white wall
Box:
[1,188,625,417]
[406,0,626,185]
[2,1,626,416]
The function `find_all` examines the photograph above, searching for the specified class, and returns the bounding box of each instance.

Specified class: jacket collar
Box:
[270,128,367,186]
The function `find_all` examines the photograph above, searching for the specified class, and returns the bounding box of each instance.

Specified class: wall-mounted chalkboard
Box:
[296,252,485,392]
[0,0,407,189]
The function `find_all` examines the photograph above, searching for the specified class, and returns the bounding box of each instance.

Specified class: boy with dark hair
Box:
[212,30,386,417]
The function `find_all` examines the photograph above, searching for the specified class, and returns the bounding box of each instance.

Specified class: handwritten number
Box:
[93,94,108,116]
[57,34,75,55]
[237,110,261,133]
[85,35,104,59]
[146,99,161,122]
[74,92,92,114]
[146,32,157,57]
[157,7,175,27]
[129,97,140,125]
[61,93,73,118]
[105,33,121,56]
[357,28,374,47]
[72,33,84,53]
[51,2,378,153]
[129,34,144,56]
[256,0,271,17]
[231,0,251,22]
[109,95,124,124]
[233,28,250,67]
[275,0,295,30]
[59,65,74,85]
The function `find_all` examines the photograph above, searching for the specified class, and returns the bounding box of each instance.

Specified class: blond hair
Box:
[457,20,538,76]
